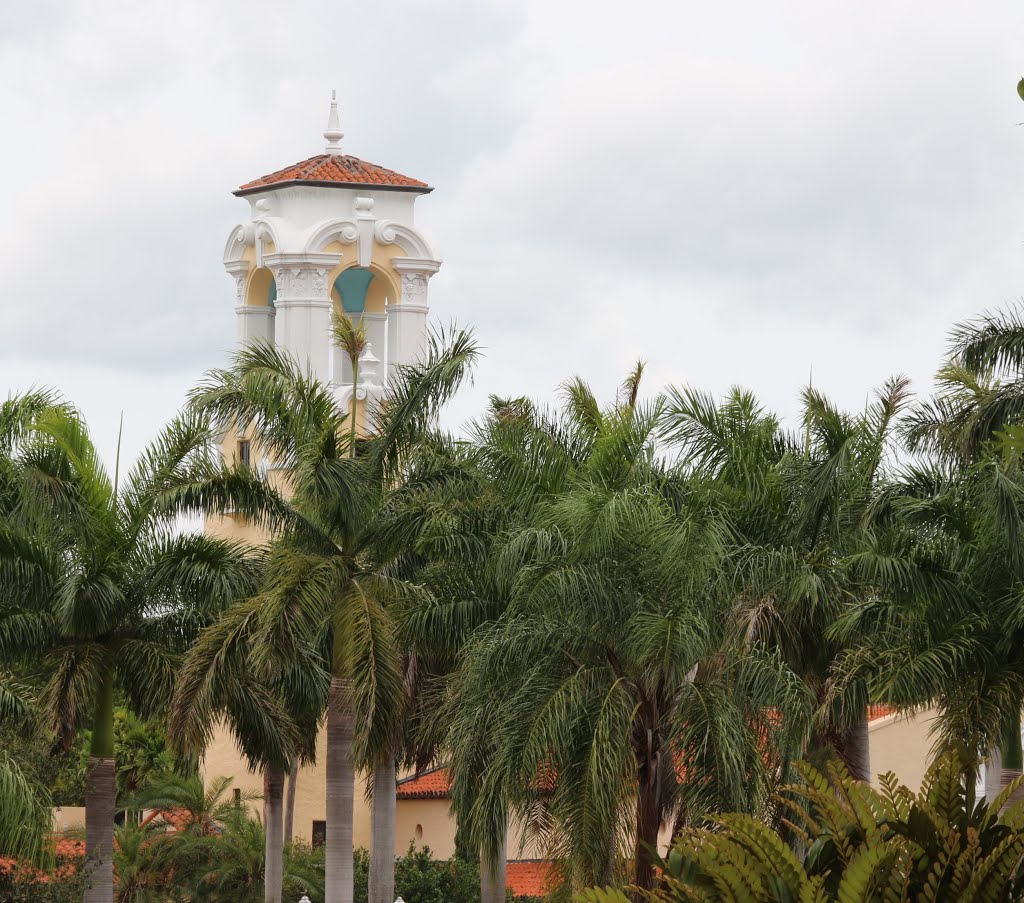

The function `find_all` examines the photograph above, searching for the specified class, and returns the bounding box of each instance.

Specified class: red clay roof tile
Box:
[236,154,431,196]
[506,860,559,897]
[868,704,898,722]
[396,766,451,799]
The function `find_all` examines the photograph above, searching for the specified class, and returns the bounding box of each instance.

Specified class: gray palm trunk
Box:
[284,765,298,846]
[369,758,396,903]
[986,743,1003,805]
[839,713,871,783]
[326,677,356,903]
[83,756,116,903]
[479,824,507,903]
[264,765,285,903]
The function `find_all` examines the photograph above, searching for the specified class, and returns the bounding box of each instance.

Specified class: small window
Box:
[237,439,251,467]
[414,823,423,842]
[233,788,241,806]
[312,820,326,848]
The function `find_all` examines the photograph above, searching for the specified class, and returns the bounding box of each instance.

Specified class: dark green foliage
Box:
[0,712,83,804]
[392,844,481,903]
[0,840,493,903]
[347,845,483,903]
[578,748,1024,902]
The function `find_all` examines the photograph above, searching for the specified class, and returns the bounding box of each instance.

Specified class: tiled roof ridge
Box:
[236,153,431,195]
[397,762,449,784]
[396,764,452,799]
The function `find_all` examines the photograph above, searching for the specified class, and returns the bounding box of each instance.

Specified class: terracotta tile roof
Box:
[868,704,898,722]
[507,860,558,897]
[236,154,431,196]
[396,765,451,799]
[139,808,190,831]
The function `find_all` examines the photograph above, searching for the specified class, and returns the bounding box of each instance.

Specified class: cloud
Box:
[3,0,1024,467]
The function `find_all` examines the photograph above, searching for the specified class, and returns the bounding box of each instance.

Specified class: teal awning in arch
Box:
[334,268,374,314]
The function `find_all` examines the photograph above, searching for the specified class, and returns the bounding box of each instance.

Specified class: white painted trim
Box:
[374,220,439,260]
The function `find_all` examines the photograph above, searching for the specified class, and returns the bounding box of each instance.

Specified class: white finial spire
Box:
[324,89,344,155]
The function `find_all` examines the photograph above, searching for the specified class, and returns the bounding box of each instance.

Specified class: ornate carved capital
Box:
[400,272,429,307]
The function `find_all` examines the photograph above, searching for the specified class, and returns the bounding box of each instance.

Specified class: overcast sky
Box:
[3,1,1024,467]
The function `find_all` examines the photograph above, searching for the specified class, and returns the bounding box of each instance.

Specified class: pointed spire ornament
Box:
[323,89,344,154]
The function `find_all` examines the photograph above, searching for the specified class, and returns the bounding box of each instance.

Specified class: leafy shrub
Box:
[0,834,534,903]
[578,748,1024,902]
[345,844,480,903]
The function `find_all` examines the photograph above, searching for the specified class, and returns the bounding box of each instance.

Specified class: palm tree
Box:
[0,675,51,862]
[661,378,914,782]
[433,374,807,898]
[175,327,478,903]
[0,398,260,903]
[133,772,259,836]
[182,808,325,903]
[847,307,1024,798]
[168,590,328,903]
[113,710,176,826]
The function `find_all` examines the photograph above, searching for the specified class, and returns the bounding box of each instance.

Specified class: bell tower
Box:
[222,92,440,412]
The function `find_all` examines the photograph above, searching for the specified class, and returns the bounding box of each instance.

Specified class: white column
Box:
[333,311,386,386]
[386,298,428,375]
[236,305,276,345]
[265,252,339,382]
[227,263,276,347]
[386,259,440,378]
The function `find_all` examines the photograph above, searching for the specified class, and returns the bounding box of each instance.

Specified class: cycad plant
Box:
[0,394,260,903]
[578,747,1024,902]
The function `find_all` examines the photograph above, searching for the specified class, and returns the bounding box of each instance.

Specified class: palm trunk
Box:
[264,765,285,903]
[326,676,355,903]
[284,765,298,847]
[999,712,1024,814]
[633,766,660,899]
[369,758,396,903]
[838,713,871,783]
[479,824,507,903]
[986,743,1003,805]
[84,669,115,903]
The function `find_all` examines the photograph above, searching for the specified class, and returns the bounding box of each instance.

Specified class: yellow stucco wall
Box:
[202,723,547,860]
[201,713,937,863]
[201,721,373,849]
[867,707,938,794]
[52,806,86,833]
[395,798,456,858]
[321,239,405,305]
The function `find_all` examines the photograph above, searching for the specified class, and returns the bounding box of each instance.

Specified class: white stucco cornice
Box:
[262,251,342,270]
[391,256,442,276]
